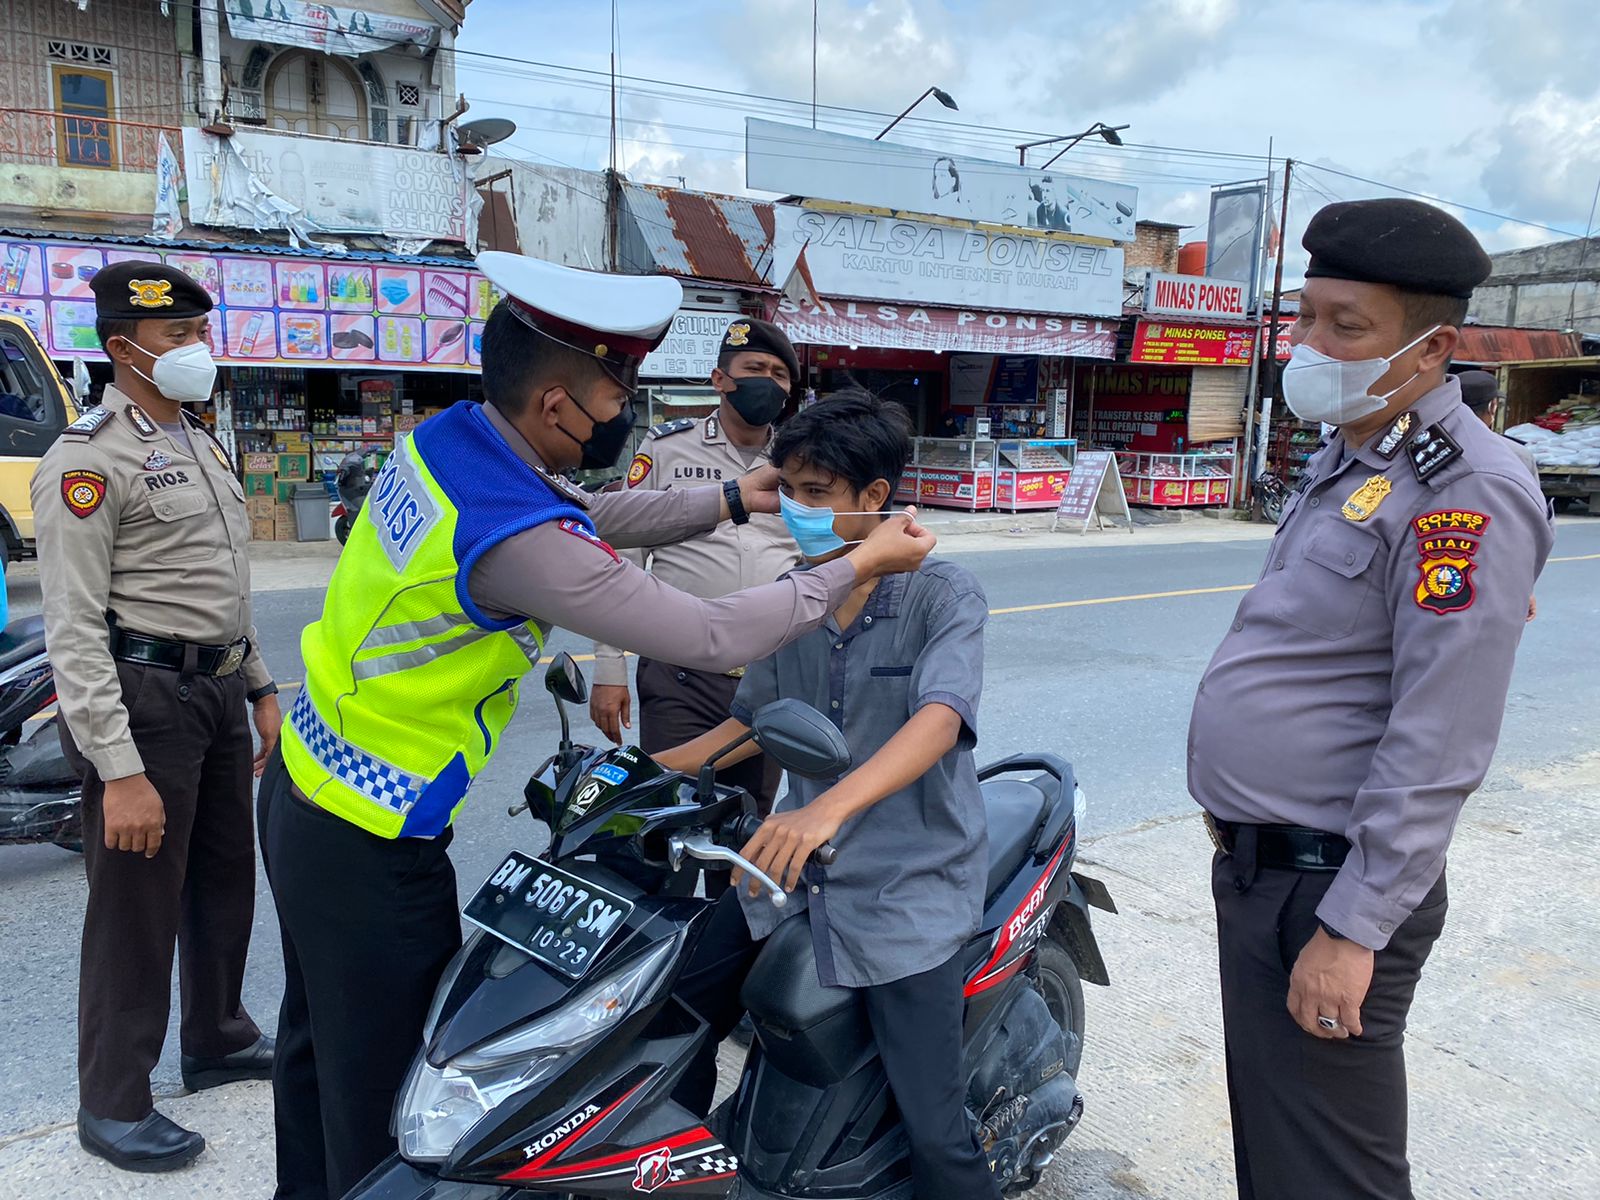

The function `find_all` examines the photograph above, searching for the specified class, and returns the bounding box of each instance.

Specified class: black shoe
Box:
[77,1107,205,1173]
[181,1033,275,1091]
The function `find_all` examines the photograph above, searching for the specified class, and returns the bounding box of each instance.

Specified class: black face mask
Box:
[558,389,637,470]
[724,376,788,427]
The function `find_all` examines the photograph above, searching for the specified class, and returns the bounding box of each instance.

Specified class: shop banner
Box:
[772,296,1118,358]
[1142,271,1249,320]
[747,119,1138,242]
[1076,365,1191,453]
[1270,316,1297,360]
[0,236,494,373]
[1130,320,1255,367]
[640,309,732,380]
[183,127,470,243]
[222,2,438,58]
[772,206,1125,319]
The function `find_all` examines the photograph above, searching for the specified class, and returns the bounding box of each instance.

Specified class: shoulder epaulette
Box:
[648,418,696,439]
[63,407,112,438]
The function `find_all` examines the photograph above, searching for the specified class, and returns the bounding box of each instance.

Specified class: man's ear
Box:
[861,477,892,512]
[709,366,728,391]
[1417,325,1459,373]
[105,331,138,366]
[535,384,567,427]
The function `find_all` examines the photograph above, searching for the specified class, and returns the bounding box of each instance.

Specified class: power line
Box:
[1297,163,1584,240]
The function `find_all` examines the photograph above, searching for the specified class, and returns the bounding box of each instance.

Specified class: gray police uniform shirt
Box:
[1189,376,1554,950]
[731,560,989,988]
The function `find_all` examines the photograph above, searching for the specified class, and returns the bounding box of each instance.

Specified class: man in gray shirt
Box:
[1189,201,1553,1199]
[656,389,999,1200]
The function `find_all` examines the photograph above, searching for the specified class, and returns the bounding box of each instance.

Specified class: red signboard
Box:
[916,468,993,511]
[1130,320,1254,367]
[995,469,1069,510]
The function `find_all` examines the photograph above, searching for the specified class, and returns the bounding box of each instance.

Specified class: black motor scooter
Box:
[334,452,376,545]
[0,615,83,851]
[351,654,1115,1200]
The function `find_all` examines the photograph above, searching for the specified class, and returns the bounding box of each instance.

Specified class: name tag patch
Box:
[368,443,440,571]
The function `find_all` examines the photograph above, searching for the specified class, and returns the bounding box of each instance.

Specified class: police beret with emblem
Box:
[1455,369,1501,413]
[1302,199,1492,301]
[90,260,214,320]
[720,318,800,383]
[476,251,681,389]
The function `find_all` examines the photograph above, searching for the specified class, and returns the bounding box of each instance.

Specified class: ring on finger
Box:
[1316,1015,1341,1031]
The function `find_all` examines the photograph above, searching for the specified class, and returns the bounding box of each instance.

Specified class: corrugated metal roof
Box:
[0,226,475,268]
[622,183,775,287]
[1456,325,1582,365]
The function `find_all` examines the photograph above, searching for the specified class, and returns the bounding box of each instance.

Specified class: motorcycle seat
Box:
[0,616,47,675]
[982,776,1052,898]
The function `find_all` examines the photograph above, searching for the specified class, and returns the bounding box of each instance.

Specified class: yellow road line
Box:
[1549,552,1600,563]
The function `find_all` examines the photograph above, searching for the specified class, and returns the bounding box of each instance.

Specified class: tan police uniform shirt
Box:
[30,386,271,781]
[466,403,853,671]
[1188,376,1554,950]
[592,411,802,686]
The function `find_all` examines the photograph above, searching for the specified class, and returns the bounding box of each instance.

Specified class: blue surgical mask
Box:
[778,492,880,558]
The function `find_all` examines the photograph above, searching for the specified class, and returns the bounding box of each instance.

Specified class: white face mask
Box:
[123,339,218,403]
[1281,324,1440,426]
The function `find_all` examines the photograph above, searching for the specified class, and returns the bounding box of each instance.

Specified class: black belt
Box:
[1204,814,1349,872]
[110,629,249,677]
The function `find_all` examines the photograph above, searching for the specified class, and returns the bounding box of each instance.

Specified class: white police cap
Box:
[476,252,682,382]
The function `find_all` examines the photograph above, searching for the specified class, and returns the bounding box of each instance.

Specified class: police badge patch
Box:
[125,404,159,437]
[626,453,652,488]
[143,449,172,471]
[1415,555,1475,614]
[1342,475,1392,521]
[1374,411,1414,459]
[1411,508,1489,615]
[725,322,751,347]
[61,469,108,518]
[557,518,619,562]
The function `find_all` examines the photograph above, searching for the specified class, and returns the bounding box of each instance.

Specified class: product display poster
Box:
[1051,451,1132,534]
[4,237,485,373]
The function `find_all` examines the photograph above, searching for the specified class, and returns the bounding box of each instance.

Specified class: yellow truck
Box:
[0,312,80,569]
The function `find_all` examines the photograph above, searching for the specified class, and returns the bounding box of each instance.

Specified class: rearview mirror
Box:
[751,699,851,780]
[545,653,588,705]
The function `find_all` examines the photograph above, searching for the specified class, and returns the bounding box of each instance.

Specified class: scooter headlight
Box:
[1074,786,1087,831]
[396,935,677,1163]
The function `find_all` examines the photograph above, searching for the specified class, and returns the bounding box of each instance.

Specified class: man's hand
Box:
[252,693,282,777]
[102,774,166,858]
[1527,594,1537,622]
[733,799,844,895]
[590,684,632,745]
[736,463,782,515]
[845,508,936,581]
[1287,926,1375,1039]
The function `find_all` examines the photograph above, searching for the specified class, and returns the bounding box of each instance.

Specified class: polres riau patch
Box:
[1415,554,1476,614]
[557,518,619,562]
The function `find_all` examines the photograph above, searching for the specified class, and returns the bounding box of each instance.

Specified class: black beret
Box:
[1302,199,1492,300]
[721,317,800,383]
[91,260,214,320]
[1456,369,1501,412]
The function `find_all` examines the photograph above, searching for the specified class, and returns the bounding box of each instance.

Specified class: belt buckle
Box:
[1202,812,1225,853]
[217,641,246,677]
[725,666,746,679]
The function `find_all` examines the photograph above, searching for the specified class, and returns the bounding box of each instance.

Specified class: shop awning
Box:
[771,298,1118,359]
[1270,318,1582,364]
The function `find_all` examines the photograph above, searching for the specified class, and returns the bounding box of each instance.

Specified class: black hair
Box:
[479,299,607,416]
[770,386,911,508]
[1399,290,1470,335]
[94,317,141,352]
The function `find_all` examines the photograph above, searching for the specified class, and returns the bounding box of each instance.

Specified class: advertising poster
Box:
[640,309,732,380]
[1130,321,1255,367]
[5,236,484,372]
[773,296,1119,357]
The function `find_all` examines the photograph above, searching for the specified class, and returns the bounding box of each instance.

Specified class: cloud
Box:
[1430,0,1600,103]
[1478,90,1600,229]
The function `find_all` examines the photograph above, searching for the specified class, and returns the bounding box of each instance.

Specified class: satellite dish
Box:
[457,117,516,152]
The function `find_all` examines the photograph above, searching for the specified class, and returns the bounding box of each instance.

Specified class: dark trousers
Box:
[636,657,781,815]
[673,893,1001,1200]
[258,750,461,1200]
[75,660,260,1121]
[1213,833,1449,1200]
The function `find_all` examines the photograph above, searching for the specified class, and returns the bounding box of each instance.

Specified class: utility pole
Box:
[812,0,819,129]
[1257,157,1294,486]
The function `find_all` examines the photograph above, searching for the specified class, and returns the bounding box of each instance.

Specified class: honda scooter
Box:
[0,615,82,851]
[351,654,1115,1199]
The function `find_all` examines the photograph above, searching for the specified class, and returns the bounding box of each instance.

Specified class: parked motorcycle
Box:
[334,452,376,545]
[0,615,83,851]
[350,654,1115,1200]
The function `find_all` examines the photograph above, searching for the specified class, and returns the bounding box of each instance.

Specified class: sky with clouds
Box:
[451,0,1600,277]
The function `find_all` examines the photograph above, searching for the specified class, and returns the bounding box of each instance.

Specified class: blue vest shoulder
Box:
[412,401,595,627]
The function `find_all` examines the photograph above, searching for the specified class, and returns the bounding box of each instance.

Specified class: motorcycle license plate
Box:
[463,852,634,980]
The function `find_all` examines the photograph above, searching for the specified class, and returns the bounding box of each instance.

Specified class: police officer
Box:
[1188,199,1554,1199]
[1458,368,1540,477]
[31,262,278,1173]
[590,317,803,820]
[257,252,936,1200]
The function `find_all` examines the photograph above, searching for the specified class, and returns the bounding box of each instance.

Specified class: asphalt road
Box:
[1,520,1596,1145]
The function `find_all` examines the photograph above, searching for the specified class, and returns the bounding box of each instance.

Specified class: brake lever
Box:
[668,831,788,909]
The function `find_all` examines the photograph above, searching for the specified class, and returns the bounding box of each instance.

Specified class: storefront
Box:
[1,233,488,535]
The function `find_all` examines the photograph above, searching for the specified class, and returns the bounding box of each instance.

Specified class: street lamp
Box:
[874,86,959,140]
[1015,123,1129,167]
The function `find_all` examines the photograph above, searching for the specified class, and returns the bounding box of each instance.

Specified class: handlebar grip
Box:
[814,842,838,866]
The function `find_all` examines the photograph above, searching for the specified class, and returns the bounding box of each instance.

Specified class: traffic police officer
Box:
[591,317,803,820]
[1188,199,1554,1199]
[257,252,936,1200]
[32,261,278,1173]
